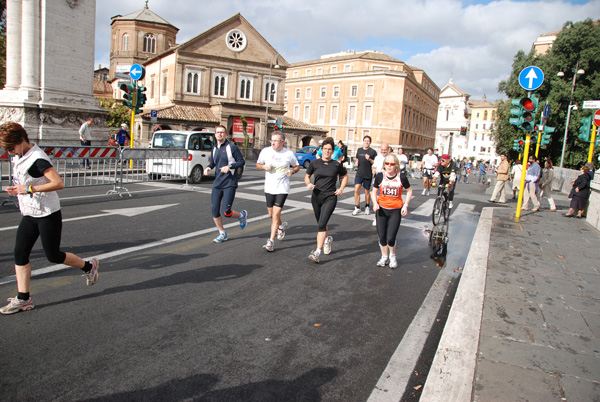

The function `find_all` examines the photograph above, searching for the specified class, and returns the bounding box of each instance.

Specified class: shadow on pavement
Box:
[78,367,338,402]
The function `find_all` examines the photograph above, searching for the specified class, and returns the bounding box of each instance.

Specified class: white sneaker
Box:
[425,190,430,196]
[376,256,388,267]
[449,201,454,209]
[372,218,376,227]
[364,206,370,216]
[422,189,427,195]
[352,207,361,216]
[308,250,320,263]
[323,236,333,255]
[276,222,288,240]
[263,239,274,252]
[389,255,398,269]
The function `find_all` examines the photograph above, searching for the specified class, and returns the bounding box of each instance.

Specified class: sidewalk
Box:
[421,183,600,401]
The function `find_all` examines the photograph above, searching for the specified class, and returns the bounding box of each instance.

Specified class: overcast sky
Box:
[94,0,599,102]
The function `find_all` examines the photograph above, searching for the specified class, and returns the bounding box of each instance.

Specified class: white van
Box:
[147,130,216,183]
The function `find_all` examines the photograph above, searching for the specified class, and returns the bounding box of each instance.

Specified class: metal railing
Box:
[1,146,191,205]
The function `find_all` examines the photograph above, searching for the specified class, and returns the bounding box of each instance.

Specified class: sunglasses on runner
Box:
[384,162,396,166]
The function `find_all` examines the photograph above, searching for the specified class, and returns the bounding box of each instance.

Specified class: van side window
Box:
[189,134,201,150]
[201,134,214,150]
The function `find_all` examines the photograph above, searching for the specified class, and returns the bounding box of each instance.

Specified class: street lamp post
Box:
[263,55,280,149]
[558,62,585,168]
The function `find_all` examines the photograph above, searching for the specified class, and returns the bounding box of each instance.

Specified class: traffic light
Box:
[578,116,592,142]
[520,96,538,132]
[512,138,524,153]
[135,86,147,114]
[274,117,283,132]
[460,126,467,136]
[120,83,135,110]
[540,126,555,146]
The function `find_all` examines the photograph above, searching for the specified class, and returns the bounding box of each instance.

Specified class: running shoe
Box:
[308,250,320,263]
[425,190,430,196]
[85,257,100,286]
[364,206,370,216]
[352,207,361,216]
[239,210,248,229]
[276,222,288,240]
[0,297,34,315]
[376,256,389,267]
[213,232,228,243]
[323,236,333,255]
[389,255,398,269]
[448,201,454,209]
[263,239,274,252]
[372,218,377,227]
[422,189,427,195]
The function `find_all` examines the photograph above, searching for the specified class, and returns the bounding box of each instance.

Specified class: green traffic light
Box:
[578,117,592,142]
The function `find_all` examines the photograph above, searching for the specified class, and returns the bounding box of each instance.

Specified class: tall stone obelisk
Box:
[0,0,106,145]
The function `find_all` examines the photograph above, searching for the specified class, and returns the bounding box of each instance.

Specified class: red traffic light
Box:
[120,83,132,94]
[274,125,280,131]
[520,97,535,112]
[518,140,524,145]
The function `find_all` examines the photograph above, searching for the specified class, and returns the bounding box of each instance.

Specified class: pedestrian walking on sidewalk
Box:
[511,159,523,199]
[478,160,488,184]
[539,159,556,211]
[371,154,412,269]
[489,153,509,204]
[256,132,300,252]
[565,165,592,218]
[203,125,247,243]
[0,122,99,315]
[78,117,93,168]
[521,155,541,211]
[305,137,349,263]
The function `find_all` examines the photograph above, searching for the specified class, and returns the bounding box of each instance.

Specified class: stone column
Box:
[4,0,22,90]
[20,0,40,91]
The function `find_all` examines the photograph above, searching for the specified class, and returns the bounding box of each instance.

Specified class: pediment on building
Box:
[440,79,470,99]
[170,14,289,68]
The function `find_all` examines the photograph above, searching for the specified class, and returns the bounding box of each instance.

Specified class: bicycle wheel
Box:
[443,199,451,222]
[432,196,444,225]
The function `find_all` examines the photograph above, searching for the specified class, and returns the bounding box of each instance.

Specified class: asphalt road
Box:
[0,165,485,401]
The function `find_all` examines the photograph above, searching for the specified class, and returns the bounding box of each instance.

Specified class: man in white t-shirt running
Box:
[256,132,300,252]
[421,148,438,196]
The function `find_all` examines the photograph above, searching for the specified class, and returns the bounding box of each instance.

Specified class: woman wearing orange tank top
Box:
[371,154,413,269]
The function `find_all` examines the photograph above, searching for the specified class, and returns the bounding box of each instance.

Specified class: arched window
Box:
[186,72,200,94]
[122,34,129,51]
[143,34,156,53]
[239,77,252,100]
[484,110,488,120]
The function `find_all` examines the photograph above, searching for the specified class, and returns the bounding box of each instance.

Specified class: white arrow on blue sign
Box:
[130,64,146,81]
[518,66,544,91]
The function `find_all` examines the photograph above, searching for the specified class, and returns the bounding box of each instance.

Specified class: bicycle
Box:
[431,183,451,225]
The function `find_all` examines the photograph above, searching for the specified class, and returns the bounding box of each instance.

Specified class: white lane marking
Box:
[0,207,302,285]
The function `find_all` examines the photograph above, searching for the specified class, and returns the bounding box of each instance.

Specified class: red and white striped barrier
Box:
[42,146,119,159]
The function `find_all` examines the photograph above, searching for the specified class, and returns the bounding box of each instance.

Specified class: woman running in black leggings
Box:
[0,122,99,315]
[304,137,348,263]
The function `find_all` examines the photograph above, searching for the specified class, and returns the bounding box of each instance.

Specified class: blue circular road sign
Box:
[130,64,146,81]
[519,66,544,91]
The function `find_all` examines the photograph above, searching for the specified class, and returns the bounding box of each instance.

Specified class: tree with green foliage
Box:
[493,18,600,168]
[98,98,131,132]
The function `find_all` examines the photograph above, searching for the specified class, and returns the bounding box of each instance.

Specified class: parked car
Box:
[295,145,318,168]
[147,130,244,183]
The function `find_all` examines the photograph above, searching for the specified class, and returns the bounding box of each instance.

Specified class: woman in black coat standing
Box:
[566,165,592,218]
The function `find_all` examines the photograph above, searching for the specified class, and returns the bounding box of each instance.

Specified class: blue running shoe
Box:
[213,231,228,243]
[239,210,247,229]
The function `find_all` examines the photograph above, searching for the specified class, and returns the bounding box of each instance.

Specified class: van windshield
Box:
[152,133,187,149]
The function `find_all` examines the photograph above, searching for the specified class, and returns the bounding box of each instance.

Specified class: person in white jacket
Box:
[0,122,99,315]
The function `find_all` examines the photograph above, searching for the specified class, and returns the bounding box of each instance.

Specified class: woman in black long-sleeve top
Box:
[566,166,592,218]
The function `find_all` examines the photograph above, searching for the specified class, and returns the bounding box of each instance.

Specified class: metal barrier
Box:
[1,146,191,202]
[111,148,190,196]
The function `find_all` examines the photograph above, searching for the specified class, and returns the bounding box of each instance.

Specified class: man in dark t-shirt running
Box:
[353,135,377,216]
